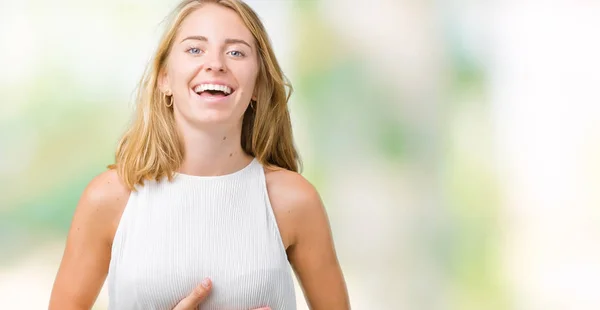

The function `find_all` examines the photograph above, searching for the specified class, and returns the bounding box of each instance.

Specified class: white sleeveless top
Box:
[107,158,297,310]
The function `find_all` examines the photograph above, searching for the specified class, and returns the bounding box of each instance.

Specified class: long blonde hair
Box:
[110,0,300,190]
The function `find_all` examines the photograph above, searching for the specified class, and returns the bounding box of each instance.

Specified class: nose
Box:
[204,53,226,73]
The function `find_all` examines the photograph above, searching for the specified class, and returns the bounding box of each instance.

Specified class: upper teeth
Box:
[194,84,232,95]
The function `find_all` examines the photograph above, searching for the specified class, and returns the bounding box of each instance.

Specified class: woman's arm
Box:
[49,170,129,310]
[267,170,350,309]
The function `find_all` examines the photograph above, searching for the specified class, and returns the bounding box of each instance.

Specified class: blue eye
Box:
[228,50,245,57]
[187,47,202,55]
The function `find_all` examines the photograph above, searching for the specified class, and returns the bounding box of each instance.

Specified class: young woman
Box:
[48,0,350,309]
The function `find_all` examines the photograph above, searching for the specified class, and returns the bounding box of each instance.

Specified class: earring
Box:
[164,91,173,108]
[250,100,255,110]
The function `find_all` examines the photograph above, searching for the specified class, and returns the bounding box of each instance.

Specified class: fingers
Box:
[172,278,212,310]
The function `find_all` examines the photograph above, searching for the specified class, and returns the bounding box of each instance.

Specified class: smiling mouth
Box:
[193,84,234,98]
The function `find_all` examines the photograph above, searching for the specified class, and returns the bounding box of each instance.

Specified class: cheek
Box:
[240,66,259,93]
[168,57,198,87]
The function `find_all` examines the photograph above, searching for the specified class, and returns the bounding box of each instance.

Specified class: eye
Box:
[227,50,245,58]
[186,47,203,55]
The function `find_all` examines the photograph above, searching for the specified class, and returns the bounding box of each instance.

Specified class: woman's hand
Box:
[172,278,271,310]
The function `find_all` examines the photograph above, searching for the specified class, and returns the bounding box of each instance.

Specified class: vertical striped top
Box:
[107,158,297,310]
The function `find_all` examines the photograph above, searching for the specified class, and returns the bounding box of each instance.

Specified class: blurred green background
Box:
[1,0,600,309]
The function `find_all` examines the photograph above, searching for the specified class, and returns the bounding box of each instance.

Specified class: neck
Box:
[176,121,253,177]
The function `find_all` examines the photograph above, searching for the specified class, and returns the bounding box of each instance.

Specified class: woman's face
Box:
[161,3,259,128]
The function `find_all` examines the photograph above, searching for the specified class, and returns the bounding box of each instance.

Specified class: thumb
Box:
[173,278,212,310]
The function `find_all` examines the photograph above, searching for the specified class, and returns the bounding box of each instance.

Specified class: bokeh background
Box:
[1,0,600,309]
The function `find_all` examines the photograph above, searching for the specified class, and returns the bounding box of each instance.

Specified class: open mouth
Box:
[193,83,234,99]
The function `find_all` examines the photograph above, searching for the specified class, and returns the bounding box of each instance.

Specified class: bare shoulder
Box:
[265,168,321,208]
[263,166,326,248]
[74,169,131,243]
[83,169,130,208]
[264,166,323,214]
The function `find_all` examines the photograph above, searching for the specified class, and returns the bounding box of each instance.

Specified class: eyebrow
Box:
[180,35,252,49]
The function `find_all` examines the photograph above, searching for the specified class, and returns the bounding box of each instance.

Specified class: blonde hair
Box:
[110,0,300,190]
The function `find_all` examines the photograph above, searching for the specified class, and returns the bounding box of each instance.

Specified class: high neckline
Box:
[174,157,257,180]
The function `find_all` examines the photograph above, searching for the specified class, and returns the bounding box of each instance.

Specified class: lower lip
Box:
[194,90,234,103]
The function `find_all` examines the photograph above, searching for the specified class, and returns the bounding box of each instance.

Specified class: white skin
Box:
[49,3,350,310]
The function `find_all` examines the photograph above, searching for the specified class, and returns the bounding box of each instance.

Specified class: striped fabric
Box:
[107,158,297,310]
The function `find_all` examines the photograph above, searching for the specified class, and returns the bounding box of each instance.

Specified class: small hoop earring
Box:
[165,93,173,108]
[250,100,256,110]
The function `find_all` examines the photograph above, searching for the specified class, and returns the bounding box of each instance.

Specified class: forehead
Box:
[176,4,255,44]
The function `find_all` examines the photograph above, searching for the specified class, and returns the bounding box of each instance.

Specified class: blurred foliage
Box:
[0,67,125,264]
[442,22,506,309]
[293,1,406,169]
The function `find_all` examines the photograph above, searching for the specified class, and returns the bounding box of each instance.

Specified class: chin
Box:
[193,109,239,126]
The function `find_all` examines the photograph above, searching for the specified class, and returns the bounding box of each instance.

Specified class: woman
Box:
[48,0,350,309]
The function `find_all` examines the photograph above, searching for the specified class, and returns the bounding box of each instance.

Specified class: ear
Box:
[158,69,171,95]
